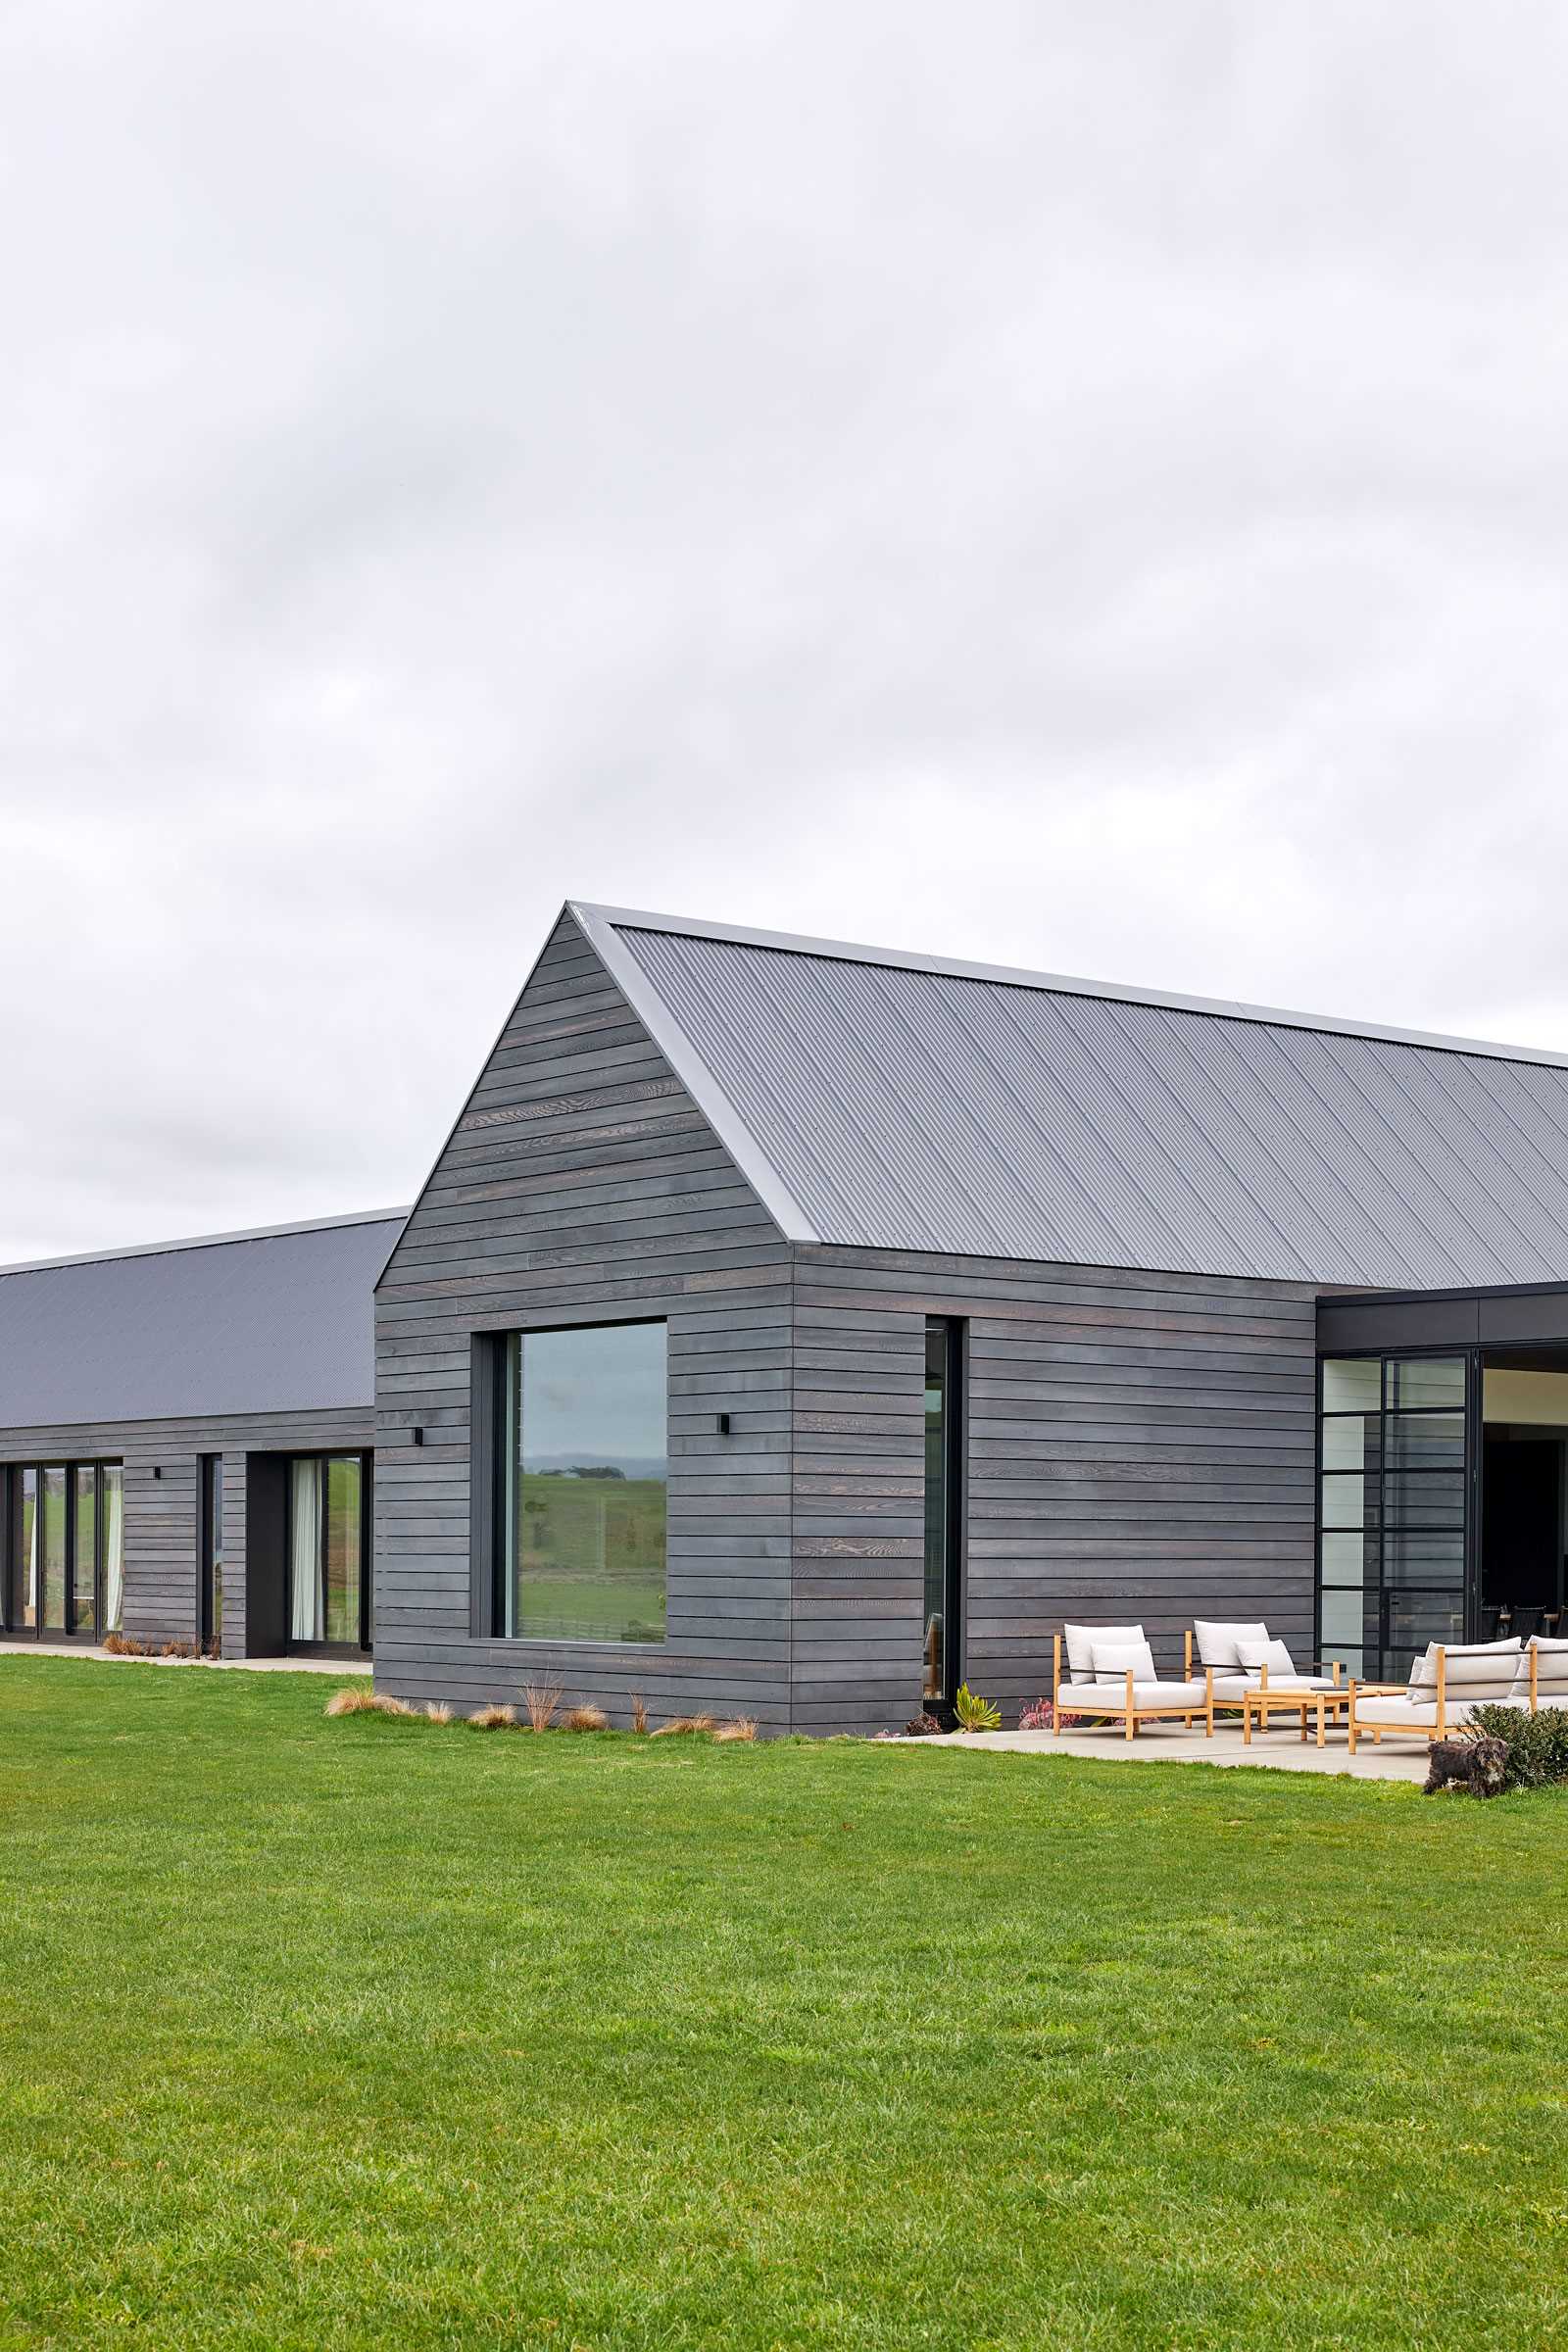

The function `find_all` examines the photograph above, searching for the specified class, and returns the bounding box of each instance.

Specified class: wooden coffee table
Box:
[1241,1686,1351,1748]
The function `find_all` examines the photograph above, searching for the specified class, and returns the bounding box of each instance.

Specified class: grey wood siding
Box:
[373,910,796,1727]
[0,1407,371,1653]
[788,1248,1319,1733]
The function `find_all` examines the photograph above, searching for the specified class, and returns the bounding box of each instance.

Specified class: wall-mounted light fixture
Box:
[717,1413,732,1436]
[152,1466,162,1480]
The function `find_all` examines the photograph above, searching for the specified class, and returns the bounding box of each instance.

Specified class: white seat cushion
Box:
[1353,1694,1478,1730]
[1058,1679,1207,1707]
[1194,1619,1269,1668]
[1063,1622,1145,1680]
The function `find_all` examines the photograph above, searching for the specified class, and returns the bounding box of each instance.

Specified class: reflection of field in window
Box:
[516,1474,666,1642]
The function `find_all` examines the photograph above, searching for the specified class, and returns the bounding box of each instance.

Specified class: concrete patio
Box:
[896,1722,1431,1782]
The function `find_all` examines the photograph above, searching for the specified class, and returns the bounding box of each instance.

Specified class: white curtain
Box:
[290,1459,324,1642]
[103,1470,124,1633]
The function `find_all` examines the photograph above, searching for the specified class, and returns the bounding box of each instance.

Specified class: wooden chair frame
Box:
[1346,1645,1538,1752]
[1052,1633,1215,1741]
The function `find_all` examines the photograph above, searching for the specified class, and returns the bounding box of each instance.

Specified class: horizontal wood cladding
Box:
[0,1406,371,1654]
[373,910,794,1727]
[788,1248,1318,1732]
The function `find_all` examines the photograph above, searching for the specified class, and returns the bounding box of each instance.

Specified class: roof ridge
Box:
[571,901,1568,1077]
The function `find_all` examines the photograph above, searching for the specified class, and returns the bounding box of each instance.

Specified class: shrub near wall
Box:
[1466,1706,1568,1790]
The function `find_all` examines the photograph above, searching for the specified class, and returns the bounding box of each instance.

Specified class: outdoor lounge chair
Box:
[1347,1638,1522,1750]
[1187,1622,1343,1704]
[1053,1624,1214,1741]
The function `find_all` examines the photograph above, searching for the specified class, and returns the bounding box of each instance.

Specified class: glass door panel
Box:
[323,1456,363,1647]
[101,1466,123,1633]
[289,1454,368,1651]
[19,1470,37,1631]
[73,1466,98,1634]
[40,1468,67,1631]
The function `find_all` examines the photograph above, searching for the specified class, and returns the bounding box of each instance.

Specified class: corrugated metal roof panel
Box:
[0,1211,406,1429]
[605,917,1568,1287]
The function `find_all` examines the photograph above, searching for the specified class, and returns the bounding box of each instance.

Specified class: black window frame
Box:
[198,1453,224,1654]
[476,1316,670,1649]
[1,1458,123,1643]
[284,1450,372,1658]
[1316,1350,1476,1683]
[922,1316,966,1721]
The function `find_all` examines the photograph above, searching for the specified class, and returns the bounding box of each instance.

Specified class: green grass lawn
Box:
[2,1663,1567,2351]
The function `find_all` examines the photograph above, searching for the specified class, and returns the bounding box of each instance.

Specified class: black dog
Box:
[1424,1736,1507,1798]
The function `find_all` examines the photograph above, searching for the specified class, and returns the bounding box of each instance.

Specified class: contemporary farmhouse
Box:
[8,903,1568,1733]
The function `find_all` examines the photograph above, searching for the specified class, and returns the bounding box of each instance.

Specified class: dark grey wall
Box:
[373,910,795,1726]
[0,1406,371,1654]
[788,1248,1319,1733]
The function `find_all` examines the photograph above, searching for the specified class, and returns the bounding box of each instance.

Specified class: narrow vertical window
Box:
[200,1455,224,1650]
[101,1465,124,1634]
[923,1318,964,1711]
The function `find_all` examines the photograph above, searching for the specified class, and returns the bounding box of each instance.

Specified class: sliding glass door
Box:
[287,1454,369,1653]
[4,1461,123,1641]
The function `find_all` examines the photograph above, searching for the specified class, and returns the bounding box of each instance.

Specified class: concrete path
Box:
[0,1641,352,1678]
[896,1722,1430,1781]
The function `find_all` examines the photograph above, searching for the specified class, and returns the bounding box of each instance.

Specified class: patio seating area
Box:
[900,1623,1568,1784]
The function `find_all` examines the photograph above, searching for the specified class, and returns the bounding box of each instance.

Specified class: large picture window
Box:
[496,1321,667,1644]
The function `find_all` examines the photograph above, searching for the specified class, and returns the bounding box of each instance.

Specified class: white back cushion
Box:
[1235,1637,1298,1680]
[1064,1622,1144,1680]
[1408,1637,1521,1694]
[1512,1637,1568,1696]
[1089,1637,1156,1684]
[1194,1620,1269,1667]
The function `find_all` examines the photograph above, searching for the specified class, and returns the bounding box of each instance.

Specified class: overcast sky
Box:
[4,3,1567,1260]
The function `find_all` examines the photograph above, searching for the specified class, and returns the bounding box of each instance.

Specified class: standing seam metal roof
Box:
[0,1210,408,1429]
[574,906,1568,1288]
